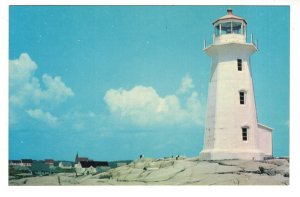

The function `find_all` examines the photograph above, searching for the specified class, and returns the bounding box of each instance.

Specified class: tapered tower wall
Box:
[201,43,263,160]
[200,10,272,160]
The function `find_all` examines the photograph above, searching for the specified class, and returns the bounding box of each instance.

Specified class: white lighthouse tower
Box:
[200,9,273,160]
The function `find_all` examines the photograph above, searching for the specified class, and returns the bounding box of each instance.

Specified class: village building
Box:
[58,161,73,169]
[9,160,22,166]
[75,160,109,175]
[200,9,272,160]
[21,159,33,167]
[44,159,54,166]
[74,153,89,164]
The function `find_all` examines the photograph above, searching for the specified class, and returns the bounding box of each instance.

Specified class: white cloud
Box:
[187,91,202,126]
[9,53,74,125]
[41,74,74,102]
[177,74,195,94]
[9,53,37,85]
[9,53,74,108]
[104,85,204,127]
[26,109,58,127]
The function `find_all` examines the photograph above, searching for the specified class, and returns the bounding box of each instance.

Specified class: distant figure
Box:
[176,155,180,160]
[139,154,144,159]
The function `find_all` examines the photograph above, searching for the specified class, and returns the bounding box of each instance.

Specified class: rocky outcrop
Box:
[94,157,289,185]
[9,157,289,185]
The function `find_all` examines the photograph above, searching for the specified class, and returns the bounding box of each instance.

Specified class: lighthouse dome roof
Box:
[213,9,247,25]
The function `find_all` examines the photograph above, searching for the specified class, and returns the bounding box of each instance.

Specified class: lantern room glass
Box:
[214,21,245,37]
[221,22,231,34]
[232,22,242,34]
[215,24,220,36]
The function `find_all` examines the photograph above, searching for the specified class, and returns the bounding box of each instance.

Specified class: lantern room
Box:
[212,9,247,44]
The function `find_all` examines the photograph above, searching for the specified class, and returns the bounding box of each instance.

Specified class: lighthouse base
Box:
[200,149,265,161]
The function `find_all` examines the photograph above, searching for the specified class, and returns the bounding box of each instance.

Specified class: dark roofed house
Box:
[75,160,109,175]
[75,153,89,164]
[79,161,109,168]
[21,159,33,167]
[78,157,89,162]
[31,161,51,175]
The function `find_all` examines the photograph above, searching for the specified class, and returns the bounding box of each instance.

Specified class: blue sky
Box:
[9,6,289,161]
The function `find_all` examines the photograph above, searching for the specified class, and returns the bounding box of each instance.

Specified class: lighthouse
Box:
[200,9,273,160]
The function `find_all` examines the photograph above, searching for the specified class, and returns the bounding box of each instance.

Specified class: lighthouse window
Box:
[237,59,242,71]
[232,22,242,34]
[242,127,248,141]
[221,22,232,34]
[239,91,245,104]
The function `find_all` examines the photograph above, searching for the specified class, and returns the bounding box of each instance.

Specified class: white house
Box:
[20,159,33,167]
[9,160,22,166]
[200,9,272,160]
[75,160,110,175]
[58,161,73,169]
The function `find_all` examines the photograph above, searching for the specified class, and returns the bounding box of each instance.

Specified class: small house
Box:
[58,161,72,169]
[21,159,33,167]
[75,160,109,175]
[9,160,22,166]
[44,159,54,166]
